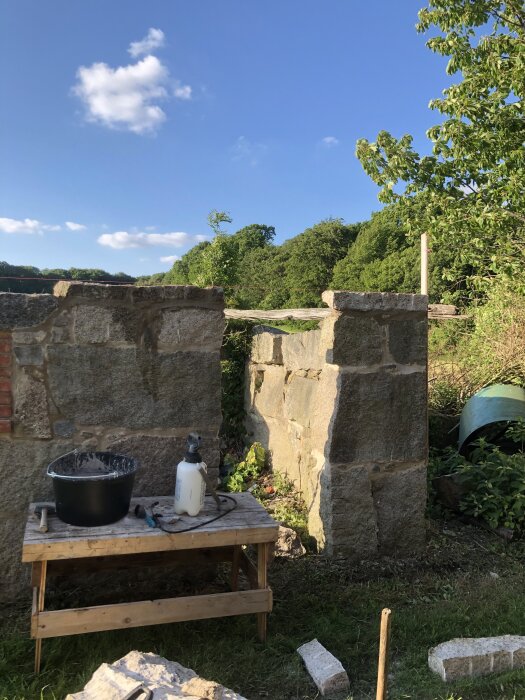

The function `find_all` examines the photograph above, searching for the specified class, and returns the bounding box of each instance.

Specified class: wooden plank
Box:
[23,526,277,562]
[226,305,464,322]
[225,308,331,321]
[428,303,456,316]
[34,589,272,638]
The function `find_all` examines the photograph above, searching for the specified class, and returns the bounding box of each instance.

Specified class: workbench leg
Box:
[32,561,47,674]
[230,546,241,592]
[257,543,269,642]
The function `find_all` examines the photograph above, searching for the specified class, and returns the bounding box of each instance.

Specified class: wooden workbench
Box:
[22,493,279,673]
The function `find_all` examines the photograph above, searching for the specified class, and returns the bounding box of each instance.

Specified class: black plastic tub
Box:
[47,451,138,527]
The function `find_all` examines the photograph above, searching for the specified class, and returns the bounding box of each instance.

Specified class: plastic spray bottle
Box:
[174,433,207,516]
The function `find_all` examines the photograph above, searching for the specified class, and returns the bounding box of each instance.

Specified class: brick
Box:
[0,331,11,337]
[0,354,10,367]
[297,639,350,696]
[0,392,11,406]
[0,379,10,392]
[0,419,11,432]
[0,368,11,378]
[0,405,11,417]
[0,340,11,353]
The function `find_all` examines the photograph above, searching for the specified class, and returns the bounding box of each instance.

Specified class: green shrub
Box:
[429,422,525,533]
[223,442,266,492]
[220,319,256,451]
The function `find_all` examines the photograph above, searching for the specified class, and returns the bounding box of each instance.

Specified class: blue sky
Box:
[0,1,449,277]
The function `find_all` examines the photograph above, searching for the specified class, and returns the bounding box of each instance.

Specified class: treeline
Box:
[0,261,135,294]
[137,206,468,308]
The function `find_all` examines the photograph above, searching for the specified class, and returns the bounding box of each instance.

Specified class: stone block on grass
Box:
[429,636,525,682]
[297,638,350,696]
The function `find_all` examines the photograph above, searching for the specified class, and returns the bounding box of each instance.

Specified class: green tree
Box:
[207,210,232,236]
[163,241,211,284]
[285,219,360,306]
[232,224,275,257]
[356,0,525,296]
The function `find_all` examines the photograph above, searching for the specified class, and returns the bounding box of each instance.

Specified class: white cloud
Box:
[73,55,169,134]
[160,255,180,264]
[0,217,60,234]
[128,28,165,58]
[195,234,210,242]
[65,221,86,231]
[174,82,192,100]
[232,136,267,167]
[321,136,340,147]
[98,231,191,250]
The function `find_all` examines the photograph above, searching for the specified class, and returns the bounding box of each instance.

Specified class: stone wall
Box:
[246,290,428,558]
[0,283,224,603]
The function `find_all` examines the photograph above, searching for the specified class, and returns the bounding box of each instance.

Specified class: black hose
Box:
[153,494,238,534]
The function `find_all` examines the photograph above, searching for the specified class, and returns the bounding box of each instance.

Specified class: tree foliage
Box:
[356,0,525,296]
[0,261,135,293]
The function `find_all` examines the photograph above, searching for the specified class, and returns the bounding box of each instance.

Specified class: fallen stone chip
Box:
[429,635,525,682]
[270,525,306,560]
[297,639,350,696]
[66,650,248,699]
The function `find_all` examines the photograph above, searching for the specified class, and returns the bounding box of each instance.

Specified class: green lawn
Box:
[2,519,525,700]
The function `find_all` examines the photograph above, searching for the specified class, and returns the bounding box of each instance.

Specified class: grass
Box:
[2,519,525,699]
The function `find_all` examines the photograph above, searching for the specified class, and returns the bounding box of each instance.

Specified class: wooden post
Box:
[33,560,47,674]
[421,232,428,296]
[231,545,241,591]
[257,542,269,642]
[376,608,392,700]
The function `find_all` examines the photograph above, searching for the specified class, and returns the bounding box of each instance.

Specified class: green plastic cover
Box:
[458,383,525,454]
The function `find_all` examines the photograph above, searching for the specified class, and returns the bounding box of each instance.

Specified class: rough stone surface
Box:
[1,284,225,606]
[251,329,286,365]
[66,650,247,699]
[372,465,427,555]
[323,290,428,312]
[297,639,350,696]
[104,434,220,494]
[0,292,57,329]
[0,438,73,602]
[73,306,116,344]
[283,374,318,427]
[13,344,44,366]
[330,465,378,558]
[13,370,51,438]
[0,439,72,513]
[53,419,75,438]
[249,365,287,420]
[158,308,224,349]
[428,636,525,682]
[330,369,427,464]
[47,346,222,429]
[388,318,427,365]
[271,525,306,559]
[327,315,383,366]
[282,330,323,371]
[245,291,428,560]
[12,330,46,345]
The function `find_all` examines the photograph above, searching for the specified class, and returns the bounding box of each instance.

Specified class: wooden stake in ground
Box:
[376,608,392,700]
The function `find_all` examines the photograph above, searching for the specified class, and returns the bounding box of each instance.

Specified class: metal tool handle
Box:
[198,466,222,509]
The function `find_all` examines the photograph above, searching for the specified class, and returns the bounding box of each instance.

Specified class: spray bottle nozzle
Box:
[185,433,202,463]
